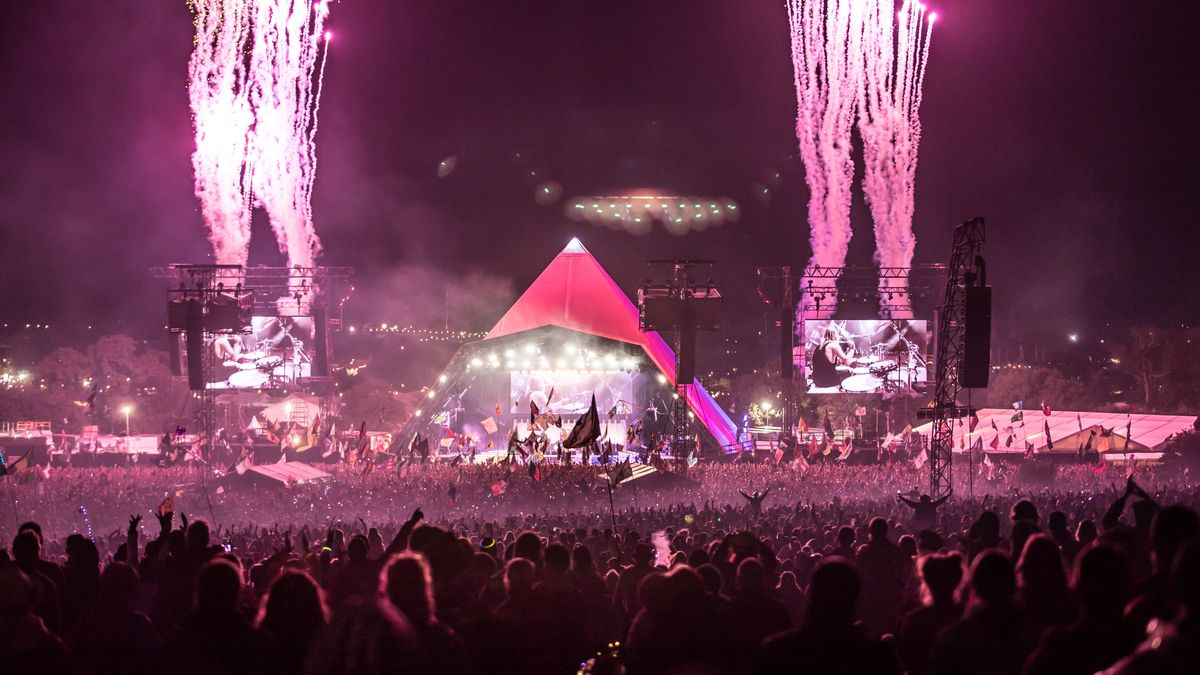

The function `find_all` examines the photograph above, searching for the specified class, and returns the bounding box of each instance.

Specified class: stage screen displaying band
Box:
[207,316,316,389]
[510,371,634,417]
[802,319,929,394]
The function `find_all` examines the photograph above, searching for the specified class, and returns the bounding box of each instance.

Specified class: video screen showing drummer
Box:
[805,320,928,394]
[208,316,315,390]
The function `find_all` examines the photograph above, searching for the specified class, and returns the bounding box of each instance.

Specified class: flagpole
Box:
[606,471,617,532]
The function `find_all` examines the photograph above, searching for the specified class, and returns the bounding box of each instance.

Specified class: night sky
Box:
[0,1,1197,351]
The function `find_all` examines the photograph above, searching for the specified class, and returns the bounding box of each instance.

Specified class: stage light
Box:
[324,30,333,41]
[524,344,536,354]
[438,374,448,383]
[657,373,668,384]
[415,410,423,417]
[504,349,515,358]
[470,358,482,367]
[761,401,773,411]
[1069,334,1078,342]
[427,391,436,399]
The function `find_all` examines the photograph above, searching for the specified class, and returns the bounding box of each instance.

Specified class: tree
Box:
[1108,327,1169,409]
[983,366,1098,411]
[338,375,413,430]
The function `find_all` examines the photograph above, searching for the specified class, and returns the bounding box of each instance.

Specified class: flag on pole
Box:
[836,437,853,461]
[1044,419,1054,450]
[1123,417,1132,453]
[563,395,601,448]
[0,449,34,477]
[1011,410,1024,424]
[970,412,980,432]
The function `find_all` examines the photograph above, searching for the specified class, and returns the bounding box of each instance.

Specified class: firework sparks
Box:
[188,0,331,270]
[859,0,935,315]
[787,0,868,316]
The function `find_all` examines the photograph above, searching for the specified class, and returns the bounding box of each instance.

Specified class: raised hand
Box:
[129,514,142,533]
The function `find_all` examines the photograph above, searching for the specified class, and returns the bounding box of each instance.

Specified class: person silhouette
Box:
[740,488,772,517]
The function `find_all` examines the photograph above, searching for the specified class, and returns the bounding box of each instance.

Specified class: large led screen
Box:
[802,319,929,394]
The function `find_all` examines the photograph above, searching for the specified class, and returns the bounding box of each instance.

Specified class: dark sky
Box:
[0,1,1197,349]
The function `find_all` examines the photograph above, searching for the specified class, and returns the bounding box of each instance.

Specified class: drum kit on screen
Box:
[839,342,924,393]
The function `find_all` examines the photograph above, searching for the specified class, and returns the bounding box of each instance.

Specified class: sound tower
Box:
[779,306,794,380]
[311,307,329,377]
[961,285,992,388]
[185,300,206,390]
[676,305,696,384]
[168,333,183,377]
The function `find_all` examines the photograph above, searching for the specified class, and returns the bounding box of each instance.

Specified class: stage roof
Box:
[913,408,1197,453]
[480,238,737,448]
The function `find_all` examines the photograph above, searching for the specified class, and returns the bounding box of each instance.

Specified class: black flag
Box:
[563,394,601,449]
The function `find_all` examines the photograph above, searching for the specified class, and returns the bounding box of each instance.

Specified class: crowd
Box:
[2,460,1199,674]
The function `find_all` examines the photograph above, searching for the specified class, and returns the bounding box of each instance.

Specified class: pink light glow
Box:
[324,31,333,41]
[929,12,938,23]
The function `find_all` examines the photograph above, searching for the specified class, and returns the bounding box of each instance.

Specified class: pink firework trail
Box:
[188,0,331,271]
[859,1,935,316]
[787,0,868,317]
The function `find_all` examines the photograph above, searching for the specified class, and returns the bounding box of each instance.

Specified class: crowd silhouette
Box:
[2,467,1200,674]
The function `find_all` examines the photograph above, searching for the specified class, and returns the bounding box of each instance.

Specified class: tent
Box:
[218,461,331,490]
[914,408,1196,456]
[403,239,738,450]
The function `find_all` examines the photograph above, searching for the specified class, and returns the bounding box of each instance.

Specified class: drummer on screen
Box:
[810,326,866,388]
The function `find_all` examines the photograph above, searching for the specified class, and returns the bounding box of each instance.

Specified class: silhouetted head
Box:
[806,557,860,625]
[11,531,39,566]
[736,557,766,597]
[836,526,856,549]
[919,553,963,605]
[975,511,1001,538]
[633,543,654,566]
[919,495,932,505]
[868,517,889,542]
[1072,544,1130,618]
[1017,534,1067,593]
[99,562,140,607]
[347,534,369,562]
[544,544,570,580]
[382,553,434,628]
[696,563,723,596]
[17,522,43,545]
[1047,511,1069,533]
[1149,505,1200,574]
[570,544,595,574]
[504,557,535,596]
[969,550,1016,607]
[1011,499,1039,525]
[512,531,543,566]
[195,559,241,615]
[186,519,211,551]
[257,569,328,641]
